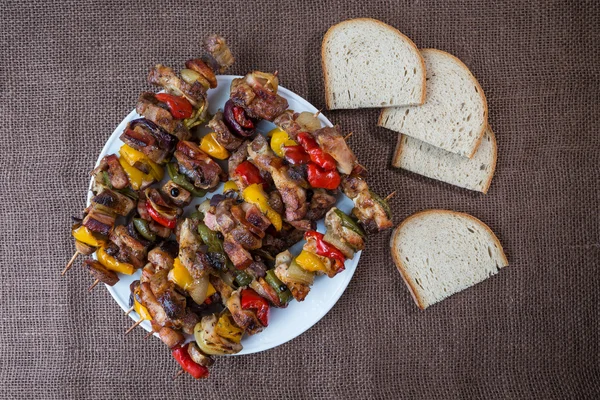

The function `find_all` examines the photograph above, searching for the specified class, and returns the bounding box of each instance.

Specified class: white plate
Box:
[89,76,360,355]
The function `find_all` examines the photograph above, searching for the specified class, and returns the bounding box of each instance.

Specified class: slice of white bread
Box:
[390,210,508,309]
[321,18,426,110]
[392,125,497,193]
[379,49,488,158]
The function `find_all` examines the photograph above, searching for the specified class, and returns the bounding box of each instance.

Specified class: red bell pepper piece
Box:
[305,230,346,271]
[171,344,209,379]
[306,163,341,190]
[240,288,269,326]
[146,201,177,229]
[233,106,254,129]
[234,161,267,189]
[283,145,311,165]
[297,132,337,171]
[155,93,193,119]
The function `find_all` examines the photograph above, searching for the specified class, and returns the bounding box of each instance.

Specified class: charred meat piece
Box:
[313,126,357,175]
[251,278,285,308]
[110,225,148,267]
[273,110,303,140]
[161,180,192,207]
[242,203,272,233]
[91,154,129,190]
[151,321,184,348]
[147,64,206,108]
[139,282,170,327]
[223,239,253,270]
[230,204,264,240]
[226,288,265,335]
[82,206,116,236]
[247,135,308,222]
[267,191,284,215]
[91,188,135,217]
[147,245,176,271]
[203,34,234,73]
[208,111,245,151]
[174,141,225,190]
[187,342,215,367]
[185,58,217,89]
[149,269,187,320]
[230,72,288,121]
[178,218,213,279]
[305,189,337,221]
[83,260,119,286]
[136,92,191,141]
[341,175,393,234]
[274,250,310,301]
[209,275,233,301]
[287,219,313,231]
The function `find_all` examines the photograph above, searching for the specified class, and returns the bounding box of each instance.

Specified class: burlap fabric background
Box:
[1,0,598,398]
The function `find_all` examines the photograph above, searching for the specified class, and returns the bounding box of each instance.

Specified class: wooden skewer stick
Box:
[87,279,100,292]
[384,191,396,201]
[344,132,353,141]
[125,306,134,315]
[172,369,185,380]
[144,330,155,340]
[313,109,322,118]
[61,251,80,276]
[125,319,144,335]
[264,71,278,90]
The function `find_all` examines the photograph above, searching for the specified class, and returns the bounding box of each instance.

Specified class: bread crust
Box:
[392,126,497,194]
[481,125,497,194]
[390,209,508,309]
[321,18,426,110]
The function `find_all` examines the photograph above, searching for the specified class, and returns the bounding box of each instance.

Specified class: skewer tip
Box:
[172,369,185,380]
[125,306,134,315]
[61,251,80,276]
[87,279,100,292]
[125,319,144,335]
[344,132,353,141]
[384,191,396,201]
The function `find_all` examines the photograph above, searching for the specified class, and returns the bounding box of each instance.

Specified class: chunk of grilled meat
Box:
[207,111,245,151]
[83,260,119,286]
[136,92,191,141]
[261,226,304,257]
[203,34,234,73]
[230,72,288,121]
[305,189,337,221]
[223,239,253,270]
[139,281,171,327]
[91,154,129,190]
[82,205,116,236]
[147,243,176,271]
[178,218,213,279]
[274,250,310,301]
[110,225,148,268]
[226,288,265,335]
[324,207,365,251]
[151,321,184,348]
[174,140,225,190]
[91,188,135,217]
[341,175,393,234]
[250,278,285,308]
[247,135,308,223]
[313,126,357,175]
[273,110,303,140]
[147,64,206,107]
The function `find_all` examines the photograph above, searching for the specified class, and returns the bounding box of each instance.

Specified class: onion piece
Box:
[296,111,322,132]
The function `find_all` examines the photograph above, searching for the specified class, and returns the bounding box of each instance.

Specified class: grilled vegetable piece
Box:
[187,342,215,367]
[194,314,243,355]
[83,260,119,286]
[325,208,365,251]
[274,250,311,301]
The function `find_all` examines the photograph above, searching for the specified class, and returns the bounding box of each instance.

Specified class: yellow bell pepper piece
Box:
[171,258,216,297]
[72,225,105,247]
[96,247,135,275]
[118,144,164,181]
[133,297,151,320]
[215,312,243,343]
[242,183,282,231]
[117,156,154,190]
[200,132,230,160]
[269,128,297,158]
[223,180,238,193]
[295,250,328,273]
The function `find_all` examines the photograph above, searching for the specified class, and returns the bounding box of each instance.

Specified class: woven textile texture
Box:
[1,0,598,399]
